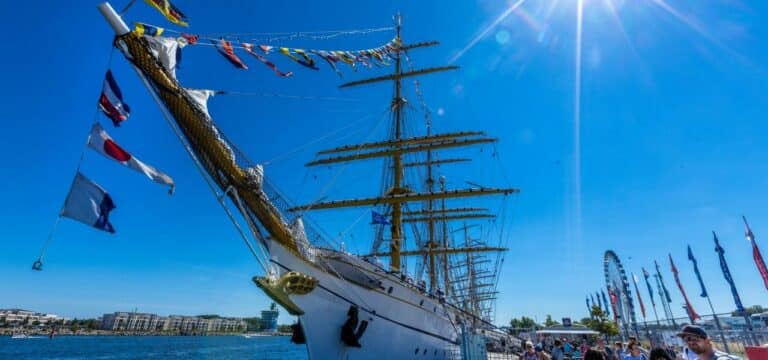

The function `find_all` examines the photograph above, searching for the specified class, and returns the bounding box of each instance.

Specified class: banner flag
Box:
[744,216,768,290]
[687,245,709,298]
[669,254,700,321]
[632,273,647,318]
[713,231,746,314]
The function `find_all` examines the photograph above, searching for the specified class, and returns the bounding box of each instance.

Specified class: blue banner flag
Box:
[595,291,602,310]
[713,231,746,314]
[687,245,709,298]
[586,297,591,313]
[590,293,597,310]
[371,211,390,225]
[642,267,656,306]
[601,290,610,316]
[655,260,673,303]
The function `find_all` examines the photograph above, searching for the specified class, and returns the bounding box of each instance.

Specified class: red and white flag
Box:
[98,70,131,127]
[745,216,768,290]
[88,123,175,194]
[212,39,248,69]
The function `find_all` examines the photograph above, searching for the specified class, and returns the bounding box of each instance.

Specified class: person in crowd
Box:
[596,338,612,360]
[565,340,574,357]
[537,344,551,360]
[664,344,677,360]
[573,346,583,360]
[552,339,565,360]
[624,342,647,360]
[524,341,541,360]
[614,341,625,360]
[585,349,606,360]
[677,325,740,360]
[581,341,591,355]
[650,348,673,360]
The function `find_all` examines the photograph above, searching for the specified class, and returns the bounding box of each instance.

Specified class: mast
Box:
[391,13,404,272]
[464,224,478,315]
[426,99,437,292]
[440,176,451,298]
[296,15,516,276]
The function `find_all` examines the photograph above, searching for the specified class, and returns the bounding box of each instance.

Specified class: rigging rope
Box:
[122,43,273,273]
[264,113,373,166]
[216,91,361,103]
[34,48,116,270]
[119,0,137,15]
[296,106,391,220]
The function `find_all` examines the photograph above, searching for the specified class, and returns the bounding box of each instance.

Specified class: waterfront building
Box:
[101,312,168,331]
[101,312,245,333]
[259,303,279,332]
[0,309,62,325]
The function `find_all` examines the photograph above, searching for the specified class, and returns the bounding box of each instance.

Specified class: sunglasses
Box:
[682,336,704,343]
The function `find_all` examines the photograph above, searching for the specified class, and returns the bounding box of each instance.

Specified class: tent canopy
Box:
[535,326,599,335]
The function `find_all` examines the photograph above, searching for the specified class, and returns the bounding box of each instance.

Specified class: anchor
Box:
[340,305,368,347]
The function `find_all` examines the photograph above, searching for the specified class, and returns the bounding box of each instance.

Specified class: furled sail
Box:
[144,35,187,78]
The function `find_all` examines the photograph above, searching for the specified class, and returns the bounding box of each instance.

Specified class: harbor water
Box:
[0,335,308,360]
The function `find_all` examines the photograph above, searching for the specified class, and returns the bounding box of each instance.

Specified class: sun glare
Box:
[450,0,759,260]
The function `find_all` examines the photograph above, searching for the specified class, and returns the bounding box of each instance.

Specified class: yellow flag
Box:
[144,0,188,27]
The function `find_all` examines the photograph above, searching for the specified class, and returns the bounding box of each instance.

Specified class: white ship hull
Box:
[269,241,467,359]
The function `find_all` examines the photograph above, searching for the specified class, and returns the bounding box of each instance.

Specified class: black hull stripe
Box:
[272,260,459,345]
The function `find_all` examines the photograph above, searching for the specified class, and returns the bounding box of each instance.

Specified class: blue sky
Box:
[1,0,767,327]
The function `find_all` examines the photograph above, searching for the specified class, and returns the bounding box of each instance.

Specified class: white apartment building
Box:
[0,309,62,325]
[101,312,245,333]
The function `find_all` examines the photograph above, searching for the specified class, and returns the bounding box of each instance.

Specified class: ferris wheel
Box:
[603,250,637,337]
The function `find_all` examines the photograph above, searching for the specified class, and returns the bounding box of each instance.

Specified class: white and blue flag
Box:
[61,172,117,234]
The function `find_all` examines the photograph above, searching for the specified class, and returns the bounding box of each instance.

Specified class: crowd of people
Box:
[521,325,742,360]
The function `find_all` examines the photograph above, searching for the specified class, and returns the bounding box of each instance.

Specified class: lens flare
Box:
[449,0,528,64]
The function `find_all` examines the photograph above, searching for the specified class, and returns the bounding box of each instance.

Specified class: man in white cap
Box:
[677,325,740,360]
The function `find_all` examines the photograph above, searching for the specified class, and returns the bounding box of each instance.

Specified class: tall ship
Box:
[98,3,518,359]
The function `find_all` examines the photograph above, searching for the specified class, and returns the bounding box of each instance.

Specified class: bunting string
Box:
[132,22,401,78]
[200,26,395,43]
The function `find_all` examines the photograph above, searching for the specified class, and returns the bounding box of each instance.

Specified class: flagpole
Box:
[632,273,653,346]
[650,301,661,327]
[704,296,730,353]
[655,260,678,328]
[713,231,757,346]
[689,244,730,353]
[643,268,663,327]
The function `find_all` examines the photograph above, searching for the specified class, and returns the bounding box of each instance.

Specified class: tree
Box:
[197,314,221,319]
[243,317,261,332]
[86,319,101,330]
[582,306,619,337]
[509,316,538,329]
[277,324,292,333]
[732,305,765,316]
[69,318,81,332]
[544,315,560,327]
